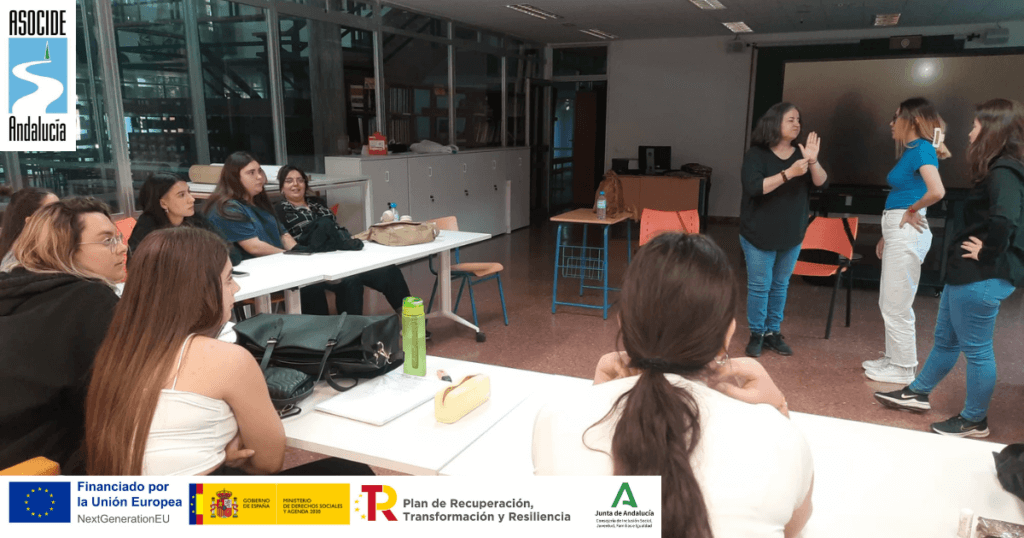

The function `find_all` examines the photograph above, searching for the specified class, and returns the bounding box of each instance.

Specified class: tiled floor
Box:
[284,218,1024,472]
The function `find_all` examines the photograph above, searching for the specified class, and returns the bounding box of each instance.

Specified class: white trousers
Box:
[879,209,932,368]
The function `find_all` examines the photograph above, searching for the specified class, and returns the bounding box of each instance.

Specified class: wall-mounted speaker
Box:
[726,41,746,53]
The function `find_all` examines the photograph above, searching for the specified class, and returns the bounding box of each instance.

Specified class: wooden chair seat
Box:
[451,262,504,277]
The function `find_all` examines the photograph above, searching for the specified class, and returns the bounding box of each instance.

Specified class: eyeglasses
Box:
[80,233,125,253]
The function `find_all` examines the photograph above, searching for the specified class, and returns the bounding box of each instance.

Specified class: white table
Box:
[283,356,553,475]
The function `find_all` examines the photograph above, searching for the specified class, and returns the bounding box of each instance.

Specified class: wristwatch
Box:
[780,170,789,182]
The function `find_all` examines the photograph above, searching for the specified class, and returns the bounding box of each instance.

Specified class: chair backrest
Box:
[639,208,699,246]
[115,216,137,243]
[0,456,60,476]
[425,215,458,232]
[801,217,859,258]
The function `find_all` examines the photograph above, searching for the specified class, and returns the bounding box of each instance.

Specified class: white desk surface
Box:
[439,376,1024,537]
[283,356,557,476]
[231,254,326,301]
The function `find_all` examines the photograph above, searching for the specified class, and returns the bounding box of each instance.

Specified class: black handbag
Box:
[234,312,405,400]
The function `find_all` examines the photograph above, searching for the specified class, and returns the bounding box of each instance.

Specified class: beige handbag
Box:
[354,221,438,246]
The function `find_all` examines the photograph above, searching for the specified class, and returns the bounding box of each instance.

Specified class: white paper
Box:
[315,370,450,426]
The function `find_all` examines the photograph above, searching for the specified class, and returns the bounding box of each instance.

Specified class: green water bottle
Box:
[402,297,426,376]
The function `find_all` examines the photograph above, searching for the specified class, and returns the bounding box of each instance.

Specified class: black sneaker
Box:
[745,333,763,357]
[874,386,931,412]
[762,332,793,356]
[931,414,989,438]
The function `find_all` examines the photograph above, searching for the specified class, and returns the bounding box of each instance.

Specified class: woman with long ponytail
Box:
[533,233,814,537]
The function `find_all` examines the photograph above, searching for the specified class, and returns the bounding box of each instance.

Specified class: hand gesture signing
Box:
[709,356,788,417]
[961,236,983,260]
[787,159,809,179]
[798,132,821,163]
[899,210,927,233]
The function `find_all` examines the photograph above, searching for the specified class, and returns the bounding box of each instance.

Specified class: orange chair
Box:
[0,457,60,475]
[639,208,699,246]
[792,217,860,339]
[115,216,136,245]
[424,216,509,328]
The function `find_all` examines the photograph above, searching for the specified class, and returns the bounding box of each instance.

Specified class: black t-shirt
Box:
[128,212,241,265]
[945,157,1024,287]
[739,145,821,251]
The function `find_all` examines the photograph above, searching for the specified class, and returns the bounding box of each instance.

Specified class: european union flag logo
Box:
[9,482,70,523]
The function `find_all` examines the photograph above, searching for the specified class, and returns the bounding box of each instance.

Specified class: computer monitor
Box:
[638,146,671,175]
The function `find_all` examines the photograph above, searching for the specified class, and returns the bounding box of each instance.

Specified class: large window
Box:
[455,48,501,148]
[113,0,198,186]
[279,16,374,172]
[17,0,120,211]
[199,0,274,164]
[382,33,450,145]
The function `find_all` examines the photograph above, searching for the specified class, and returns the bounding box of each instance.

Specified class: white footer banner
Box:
[1,476,660,536]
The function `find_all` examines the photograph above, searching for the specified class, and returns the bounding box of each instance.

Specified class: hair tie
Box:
[932,127,945,149]
[634,357,669,371]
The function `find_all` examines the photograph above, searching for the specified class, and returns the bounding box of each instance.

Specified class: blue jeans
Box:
[909,278,1016,422]
[739,235,802,334]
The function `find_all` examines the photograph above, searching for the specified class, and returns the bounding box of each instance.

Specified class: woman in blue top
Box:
[204,152,297,257]
[863,98,948,384]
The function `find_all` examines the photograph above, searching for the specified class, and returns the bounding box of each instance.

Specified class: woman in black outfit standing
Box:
[739,102,828,358]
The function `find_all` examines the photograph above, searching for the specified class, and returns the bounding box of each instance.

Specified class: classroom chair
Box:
[792,216,860,339]
[639,208,699,246]
[0,457,60,475]
[424,216,509,328]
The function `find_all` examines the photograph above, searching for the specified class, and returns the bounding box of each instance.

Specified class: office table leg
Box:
[425,249,483,340]
[579,224,588,296]
[284,289,302,314]
[253,295,272,314]
[602,225,611,320]
[552,223,563,314]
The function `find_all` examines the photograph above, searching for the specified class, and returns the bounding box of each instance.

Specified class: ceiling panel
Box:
[386,0,1022,43]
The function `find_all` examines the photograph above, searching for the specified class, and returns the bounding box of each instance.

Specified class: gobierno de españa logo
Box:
[2,2,77,151]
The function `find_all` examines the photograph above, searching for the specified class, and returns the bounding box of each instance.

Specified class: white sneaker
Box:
[865,364,916,384]
[862,355,890,370]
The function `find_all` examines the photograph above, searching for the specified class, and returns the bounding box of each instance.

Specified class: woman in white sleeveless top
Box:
[85,227,285,475]
[532,233,814,538]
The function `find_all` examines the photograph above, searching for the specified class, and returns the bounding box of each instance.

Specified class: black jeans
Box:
[300,265,410,316]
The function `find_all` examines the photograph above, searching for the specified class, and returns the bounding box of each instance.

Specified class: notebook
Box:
[315,369,450,426]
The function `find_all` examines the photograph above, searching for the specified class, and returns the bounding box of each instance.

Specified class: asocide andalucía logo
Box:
[1,1,77,151]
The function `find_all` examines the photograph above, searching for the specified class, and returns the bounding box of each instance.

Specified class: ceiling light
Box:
[874,13,901,26]
[722,21,753,33]
[505,4,563,20]
[580,28,618,39]
[689,0,726,9]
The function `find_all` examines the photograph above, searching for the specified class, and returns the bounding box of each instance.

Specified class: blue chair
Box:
[425,216,509,328]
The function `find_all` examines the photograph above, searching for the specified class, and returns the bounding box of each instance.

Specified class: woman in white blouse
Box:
[533,232,814,538]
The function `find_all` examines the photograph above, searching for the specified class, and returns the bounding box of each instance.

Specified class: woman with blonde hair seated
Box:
[0,197,125,473]
[533,232,813,538]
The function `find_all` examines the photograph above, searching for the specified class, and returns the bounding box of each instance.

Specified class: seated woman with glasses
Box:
[127,173,240,264]
[0,187,59,258]
[85,227,374,476]
[0,198,126,474]
[274,165,411,316]
[533,233,814,538]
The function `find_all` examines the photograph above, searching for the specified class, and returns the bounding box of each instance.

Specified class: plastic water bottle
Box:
[389,202,399,221]
[596,191,607,220]
[402,297,426,376]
